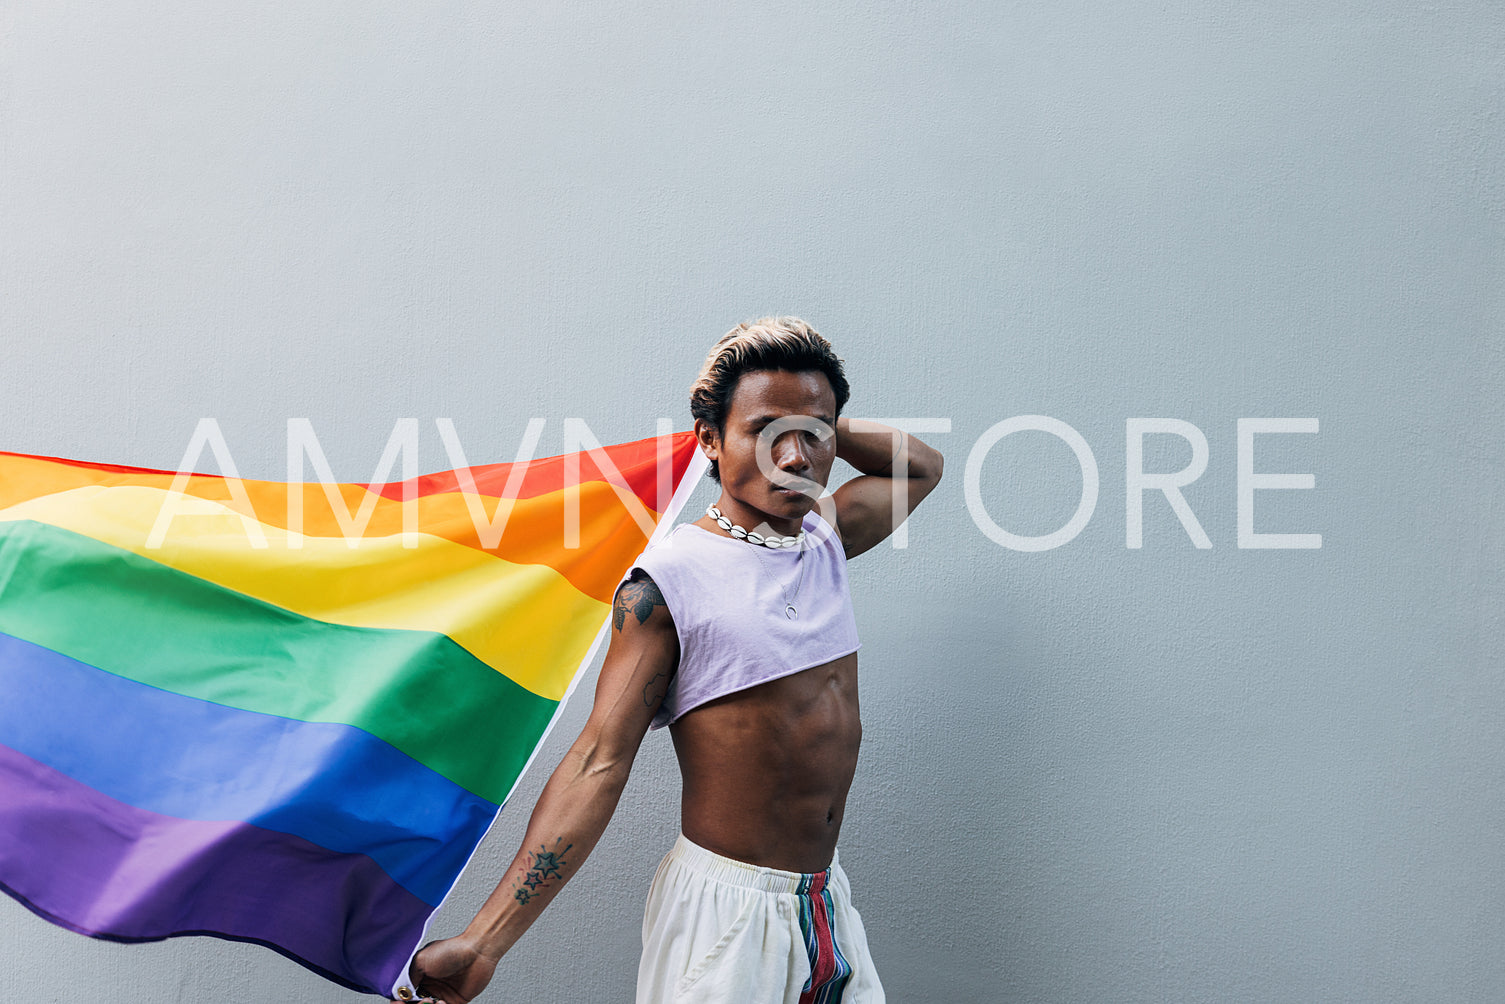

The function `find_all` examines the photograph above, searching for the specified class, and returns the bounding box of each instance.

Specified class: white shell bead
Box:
[746,532,765,544]
[730,526,747,538]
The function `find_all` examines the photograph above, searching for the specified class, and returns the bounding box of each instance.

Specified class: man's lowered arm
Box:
[397,571,679,1003]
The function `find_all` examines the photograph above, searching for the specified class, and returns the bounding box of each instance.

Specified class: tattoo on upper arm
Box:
[613,571,666,631]
[642,671,669,709]
[510,837,574,906]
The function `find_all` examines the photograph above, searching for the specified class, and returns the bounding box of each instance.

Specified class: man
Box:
[399,317,944,1003]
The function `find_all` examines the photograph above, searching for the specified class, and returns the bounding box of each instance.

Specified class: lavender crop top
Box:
[620,508,861,730]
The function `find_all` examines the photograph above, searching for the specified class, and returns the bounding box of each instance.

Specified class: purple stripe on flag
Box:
[0,630,494,907]
[0,741,429,994]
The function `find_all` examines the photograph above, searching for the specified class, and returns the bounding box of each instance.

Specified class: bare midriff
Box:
[668,650,862,875]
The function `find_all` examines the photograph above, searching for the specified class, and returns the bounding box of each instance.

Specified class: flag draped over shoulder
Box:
[0,431,706,998]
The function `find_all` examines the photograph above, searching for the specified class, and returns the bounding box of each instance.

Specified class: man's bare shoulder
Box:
[613,567,675,633]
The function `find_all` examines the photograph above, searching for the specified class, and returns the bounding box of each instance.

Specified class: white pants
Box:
[637,833,885,1004]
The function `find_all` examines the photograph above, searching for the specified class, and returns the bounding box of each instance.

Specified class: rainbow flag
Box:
[0,430,705,997]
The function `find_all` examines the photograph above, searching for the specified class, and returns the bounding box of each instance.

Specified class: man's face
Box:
[699,368,839,526]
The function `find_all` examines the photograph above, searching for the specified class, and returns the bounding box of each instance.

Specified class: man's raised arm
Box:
[397,570,679,1004]
[829,417,945,559]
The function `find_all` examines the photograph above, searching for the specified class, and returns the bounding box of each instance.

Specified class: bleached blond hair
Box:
[689,316,850,482]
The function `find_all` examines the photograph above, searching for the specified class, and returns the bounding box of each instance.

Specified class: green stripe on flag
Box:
[0,520,559,805]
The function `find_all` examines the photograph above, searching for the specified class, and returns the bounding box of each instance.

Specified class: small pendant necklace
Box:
[706,503,807,619]
[751,540,807,620]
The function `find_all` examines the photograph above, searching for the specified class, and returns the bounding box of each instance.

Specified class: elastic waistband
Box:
[667,833,839,895]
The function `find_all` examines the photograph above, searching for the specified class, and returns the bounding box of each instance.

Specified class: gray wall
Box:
[3,2,1501,1001]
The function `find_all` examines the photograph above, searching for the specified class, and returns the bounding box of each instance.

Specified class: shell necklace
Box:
[706,504,805,548]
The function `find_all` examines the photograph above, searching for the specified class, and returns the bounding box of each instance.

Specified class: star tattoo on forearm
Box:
[510,837,575,906]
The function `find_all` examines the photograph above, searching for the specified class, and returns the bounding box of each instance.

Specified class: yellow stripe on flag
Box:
[1,486,620,701]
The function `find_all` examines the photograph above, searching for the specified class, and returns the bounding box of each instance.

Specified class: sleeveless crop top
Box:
[620,508,861,730]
